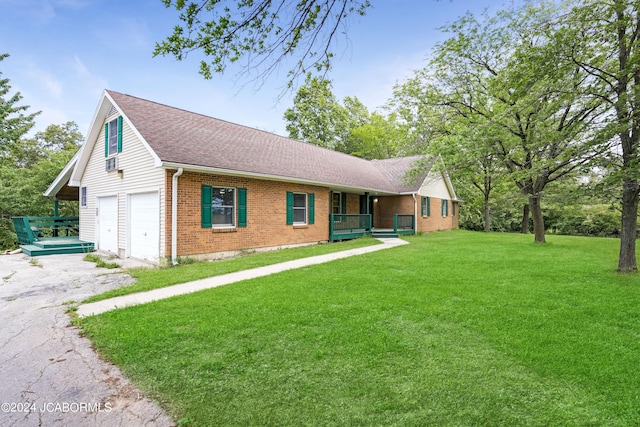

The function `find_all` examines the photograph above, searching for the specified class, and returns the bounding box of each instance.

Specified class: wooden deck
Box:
[12,216,94,256]
[20,236,94,256]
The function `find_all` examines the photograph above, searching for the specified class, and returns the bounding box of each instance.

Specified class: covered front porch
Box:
[329,214,415,242]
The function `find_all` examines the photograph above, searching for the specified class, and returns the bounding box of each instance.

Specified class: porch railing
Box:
[12,216,79,245]
[329,214,372,242]
[393,214,415,235]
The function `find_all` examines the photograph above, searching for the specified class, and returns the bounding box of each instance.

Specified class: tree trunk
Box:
[529,195,546,243]
[618,177,639,273]
[520,204,530,234]
[484,192,491,232]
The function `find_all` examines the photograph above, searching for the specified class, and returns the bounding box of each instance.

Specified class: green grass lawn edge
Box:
[84,237,380,303]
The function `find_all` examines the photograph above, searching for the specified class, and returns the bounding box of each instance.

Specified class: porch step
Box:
[20,243,94,256]
[34,239,94,249]
[372,232,399,238]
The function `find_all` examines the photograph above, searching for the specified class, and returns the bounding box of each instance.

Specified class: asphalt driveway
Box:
[0,253,172,427]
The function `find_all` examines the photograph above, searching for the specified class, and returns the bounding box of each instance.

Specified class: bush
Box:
[0,219,18,251]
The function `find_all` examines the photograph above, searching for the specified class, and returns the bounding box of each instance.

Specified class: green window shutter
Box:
[309,193,315,224]
[421,197,426,216]
[117,116,123,153]
[104,123,109,157]
[201,185,212,228]
[341,192,347,214]
[452,201,456,216]
[286,191,294,225]
[238,187,247,227]
[427,197,431,217]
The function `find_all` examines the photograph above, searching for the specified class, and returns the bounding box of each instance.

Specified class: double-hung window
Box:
[332,192,342,214]
[293,193,307,224]
[201,185,247,228]
[80,187,87,207]
[421,196,431,217]
[108,119,118,156]
[442,199,449,217]
[104,116,123,158]
[286,191,314,225]
[211,187,235,227]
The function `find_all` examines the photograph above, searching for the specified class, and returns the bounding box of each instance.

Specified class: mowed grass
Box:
[84,238,379,303]
[79,231,640,426]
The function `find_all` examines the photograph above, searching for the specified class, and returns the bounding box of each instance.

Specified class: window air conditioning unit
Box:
[106,157,118,172]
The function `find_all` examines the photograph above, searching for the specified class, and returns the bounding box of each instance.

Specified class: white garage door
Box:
[97,196,118,253]
[129,192,159,262]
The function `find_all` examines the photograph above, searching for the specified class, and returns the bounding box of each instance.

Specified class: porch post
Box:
[53,199,59,237]
[364,192,370,214]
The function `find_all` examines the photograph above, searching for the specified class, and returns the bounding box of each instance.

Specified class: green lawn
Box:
[84,238,379,303]
[79,231,640,426]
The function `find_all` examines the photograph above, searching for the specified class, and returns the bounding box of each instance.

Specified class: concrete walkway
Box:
[77,238,408,318]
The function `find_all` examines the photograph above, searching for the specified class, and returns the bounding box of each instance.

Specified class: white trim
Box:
[160,162,399,196]
[44,150,79,196]
[70,90,163,186]
[211,186,237,228]
[292,192,308,225]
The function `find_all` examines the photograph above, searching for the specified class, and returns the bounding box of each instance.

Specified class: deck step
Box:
[20,244,95,256]
[372,232,399,238]
[34,240,94,249]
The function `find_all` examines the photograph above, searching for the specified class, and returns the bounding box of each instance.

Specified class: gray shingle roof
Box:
[371,156,433,193]
[107,90,427,194]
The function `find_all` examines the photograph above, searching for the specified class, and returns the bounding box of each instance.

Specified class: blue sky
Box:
[0,0,499,138]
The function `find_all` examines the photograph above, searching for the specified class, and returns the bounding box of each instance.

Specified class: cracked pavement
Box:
[0,253,173,426]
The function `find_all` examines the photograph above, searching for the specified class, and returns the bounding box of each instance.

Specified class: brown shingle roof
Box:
[371,156,433,193]
[107,90,426,193]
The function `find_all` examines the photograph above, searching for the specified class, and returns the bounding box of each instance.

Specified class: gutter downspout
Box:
[413,193,418,235]
[171,168,183,266]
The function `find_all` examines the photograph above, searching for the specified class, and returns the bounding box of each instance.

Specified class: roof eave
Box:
[44,150,79,196]
[160,161,398,195]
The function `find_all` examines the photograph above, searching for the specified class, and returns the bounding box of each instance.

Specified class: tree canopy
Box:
[154,0,371,88]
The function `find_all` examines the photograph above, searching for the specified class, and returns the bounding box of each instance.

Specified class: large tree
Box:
[284,74,408,158]
[154,0,371,88]
[402,5,608,243]
[283,75,352,149]
[555,0,640,272]
[0,53,39,159]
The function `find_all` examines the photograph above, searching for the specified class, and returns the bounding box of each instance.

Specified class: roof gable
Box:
[69,91,161,186]
[67,90,456,197]
[105,90,399,193]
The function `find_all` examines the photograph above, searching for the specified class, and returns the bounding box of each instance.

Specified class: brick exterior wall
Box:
[374,195,459,231]
[165,171,460,258]
[166,170,329,258]
[373,196,415,228]
[415,197,459,232]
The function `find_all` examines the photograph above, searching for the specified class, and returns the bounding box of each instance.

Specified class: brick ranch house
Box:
[46,90,460,264]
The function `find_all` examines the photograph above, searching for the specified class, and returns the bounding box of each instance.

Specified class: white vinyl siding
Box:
[418,171,453,200]
[79,111,165,259]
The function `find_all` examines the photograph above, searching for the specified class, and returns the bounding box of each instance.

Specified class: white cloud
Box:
[72,55,108,96]
[25,63,64,99]
[0,0,56,23]
[93,17,153,50]
[53,0,92,8]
